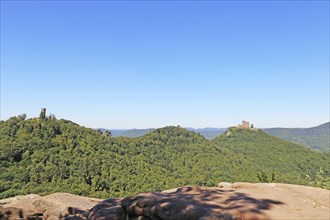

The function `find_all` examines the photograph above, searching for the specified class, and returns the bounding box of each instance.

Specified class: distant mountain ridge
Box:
[185,128,227,139]
[101,123,329,151]
[99,128,155,138]
[101,127,226,139]
[264,122,330,152]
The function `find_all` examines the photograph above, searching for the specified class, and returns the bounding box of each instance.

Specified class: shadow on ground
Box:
[89,186,285,220]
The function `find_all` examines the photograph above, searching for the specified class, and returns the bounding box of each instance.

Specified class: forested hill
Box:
[263,122,330,152]
[212,127,329,184]
[0,115,329,200]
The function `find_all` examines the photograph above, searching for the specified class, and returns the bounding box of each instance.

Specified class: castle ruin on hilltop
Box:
[226,120,255,136]
[237,120,250,128]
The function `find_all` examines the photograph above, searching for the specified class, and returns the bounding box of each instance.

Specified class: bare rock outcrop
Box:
[1,183,329,220]
[89,186,278,219]
[88,198,125,220]
[0,193,102,220]
[89,184,330,220]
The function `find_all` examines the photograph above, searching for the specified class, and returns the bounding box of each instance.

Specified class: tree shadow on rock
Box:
[60,206,90,220]
[120,186,285,220]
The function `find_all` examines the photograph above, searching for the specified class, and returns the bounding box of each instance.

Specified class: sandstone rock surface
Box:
[90,183,330,220]
[1,183,329,220]
[0,193,102,220]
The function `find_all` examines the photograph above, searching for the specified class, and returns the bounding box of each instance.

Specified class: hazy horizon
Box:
[1,112,329,130]
[1,1,329,129]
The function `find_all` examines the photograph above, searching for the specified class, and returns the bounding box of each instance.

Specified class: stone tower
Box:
[242,120,250,128]
[40,108,46,119]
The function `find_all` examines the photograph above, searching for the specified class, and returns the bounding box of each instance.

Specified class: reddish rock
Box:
[89,184,330,220]
[88,198,125,220]
[1,183,329,220]
[0,193,101,220]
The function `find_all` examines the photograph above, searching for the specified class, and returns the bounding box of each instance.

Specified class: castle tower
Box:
[40,108,46,119]
[242,120,250,128]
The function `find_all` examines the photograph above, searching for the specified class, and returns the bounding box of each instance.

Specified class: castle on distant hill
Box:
[226,120,255,136]
[237,120,251,128]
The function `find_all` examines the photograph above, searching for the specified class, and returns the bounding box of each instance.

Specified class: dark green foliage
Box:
[257,170,276,183]
[0,116,329,200]
[212,128,329,188]
[306,167,330,189]
[264,122,330,152]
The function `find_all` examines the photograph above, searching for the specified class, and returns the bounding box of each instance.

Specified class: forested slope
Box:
[212,127,329,185]
[264,122,330,151]
[0,115,328,200]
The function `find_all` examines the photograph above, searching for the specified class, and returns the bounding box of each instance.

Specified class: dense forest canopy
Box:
[0,115,329,199]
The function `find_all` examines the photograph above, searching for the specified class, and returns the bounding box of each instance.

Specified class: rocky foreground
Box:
[1,182,329,220]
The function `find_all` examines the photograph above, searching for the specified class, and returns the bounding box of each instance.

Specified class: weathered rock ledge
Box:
[1,183,329,220]
[0,193,102,220]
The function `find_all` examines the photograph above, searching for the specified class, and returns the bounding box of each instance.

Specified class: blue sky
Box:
[1,1,329,129]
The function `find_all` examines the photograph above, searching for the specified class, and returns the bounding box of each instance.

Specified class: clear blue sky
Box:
[1,1,329,129]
